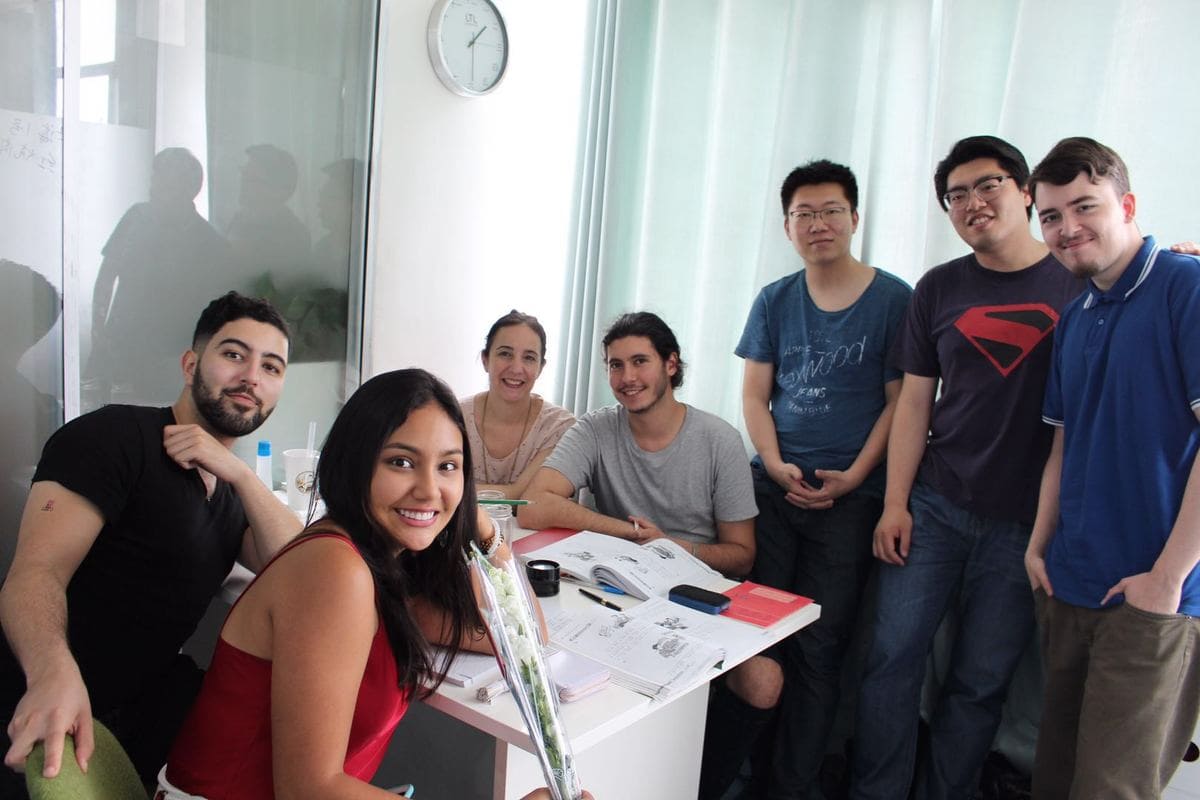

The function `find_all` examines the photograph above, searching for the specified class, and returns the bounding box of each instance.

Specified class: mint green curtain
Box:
[560,0,1200,428]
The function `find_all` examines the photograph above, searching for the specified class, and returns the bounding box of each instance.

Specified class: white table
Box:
[381,533,821,800]
[208,518,820,799]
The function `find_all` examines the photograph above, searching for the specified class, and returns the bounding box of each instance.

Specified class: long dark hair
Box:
[313,368,480,697]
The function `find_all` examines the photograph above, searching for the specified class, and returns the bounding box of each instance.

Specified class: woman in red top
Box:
[160,369,580,800]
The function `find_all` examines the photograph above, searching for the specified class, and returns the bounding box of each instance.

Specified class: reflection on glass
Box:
[79,0,116,67]
[0,0,376,552]
[315,158,362,273]
[78,73,109,124]
[87,147,234,406]
[0,0,63,576]
[228,143,311,278]
[252,156,360,363]
[0,261,61,574]
[71,0,377,476]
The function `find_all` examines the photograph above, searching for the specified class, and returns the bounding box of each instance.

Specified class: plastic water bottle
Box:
[256,440,273,488]
[477,489,514,543]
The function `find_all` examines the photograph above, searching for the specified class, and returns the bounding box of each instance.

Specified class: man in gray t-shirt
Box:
[522,312,757,578]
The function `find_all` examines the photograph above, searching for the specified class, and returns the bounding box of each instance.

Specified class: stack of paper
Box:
[522,530,721,600]
[435,649,501,688]
[547,650,610,702]
[473,649,611,704]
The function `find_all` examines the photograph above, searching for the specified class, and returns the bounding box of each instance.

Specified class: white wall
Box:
[365,0,590,401]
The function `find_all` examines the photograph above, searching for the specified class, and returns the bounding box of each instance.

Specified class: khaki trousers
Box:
[1033,592,1200,799]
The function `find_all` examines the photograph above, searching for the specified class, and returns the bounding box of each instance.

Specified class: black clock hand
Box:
[469,24,486,82]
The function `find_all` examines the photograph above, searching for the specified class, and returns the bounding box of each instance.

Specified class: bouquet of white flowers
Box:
[467,542,583,800]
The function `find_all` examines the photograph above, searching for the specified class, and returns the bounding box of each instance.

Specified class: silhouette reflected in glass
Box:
[88,148,234,407]
[250,154,351,363]
[313,158,362,274]
[226,144,311,276]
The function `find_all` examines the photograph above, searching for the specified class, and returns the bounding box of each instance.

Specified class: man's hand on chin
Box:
[163,424,249,484]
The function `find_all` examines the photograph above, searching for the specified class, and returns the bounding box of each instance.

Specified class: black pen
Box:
[579,587,622,611]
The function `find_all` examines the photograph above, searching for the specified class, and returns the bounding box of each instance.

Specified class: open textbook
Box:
[522,530,722,600]
[546,597,764,699]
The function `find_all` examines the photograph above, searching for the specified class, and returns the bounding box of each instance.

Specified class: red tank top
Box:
[165,533,409,798]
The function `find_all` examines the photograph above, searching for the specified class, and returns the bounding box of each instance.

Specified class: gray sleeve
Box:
[710,421,758,523]
[541,415,598,492]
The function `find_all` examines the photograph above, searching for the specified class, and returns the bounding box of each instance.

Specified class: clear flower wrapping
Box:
[467,542,583,800]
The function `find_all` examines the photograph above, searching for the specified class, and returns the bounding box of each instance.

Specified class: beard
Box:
[620,372,671,415]
[192,365,272,437]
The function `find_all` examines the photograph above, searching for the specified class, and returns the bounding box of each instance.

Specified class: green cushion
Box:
[25,719,149,800]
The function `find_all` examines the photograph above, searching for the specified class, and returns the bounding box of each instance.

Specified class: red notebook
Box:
[721,581,812,627]
[511,527,578,556]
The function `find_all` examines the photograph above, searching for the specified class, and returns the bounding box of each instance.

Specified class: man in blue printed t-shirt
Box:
[1025,137,1200,799]
[698,160,911,800]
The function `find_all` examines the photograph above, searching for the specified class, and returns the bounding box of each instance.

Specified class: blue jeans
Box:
[851,482,1035,800]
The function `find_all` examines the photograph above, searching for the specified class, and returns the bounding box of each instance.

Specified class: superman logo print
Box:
[953,304,1059,377]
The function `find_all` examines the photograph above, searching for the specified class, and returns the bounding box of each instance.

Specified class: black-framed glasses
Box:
[942,174,1011,209]
[787,206,850,225]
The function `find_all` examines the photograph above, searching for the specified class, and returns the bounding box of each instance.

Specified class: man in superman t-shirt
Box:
[850,136,1084,800]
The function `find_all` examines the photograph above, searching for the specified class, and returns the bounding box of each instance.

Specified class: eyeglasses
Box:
[942,175,1012,209]
[787,206,850,225]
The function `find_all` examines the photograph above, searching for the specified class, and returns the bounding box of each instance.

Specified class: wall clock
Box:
[427,0,509,97]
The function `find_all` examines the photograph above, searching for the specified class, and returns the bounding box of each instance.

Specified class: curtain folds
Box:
[560,0,1200,433]
[557,0,619,415]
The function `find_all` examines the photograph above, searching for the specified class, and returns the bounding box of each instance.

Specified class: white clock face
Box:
[429,0,508,97]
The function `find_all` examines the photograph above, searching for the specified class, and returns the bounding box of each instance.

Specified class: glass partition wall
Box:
[0,0,378,575]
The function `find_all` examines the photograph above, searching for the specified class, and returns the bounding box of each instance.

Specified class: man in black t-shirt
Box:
[849,137,1085,800]
[0,292,303,793]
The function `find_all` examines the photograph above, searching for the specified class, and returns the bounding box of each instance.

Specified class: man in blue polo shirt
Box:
[1025,137,1200,798]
